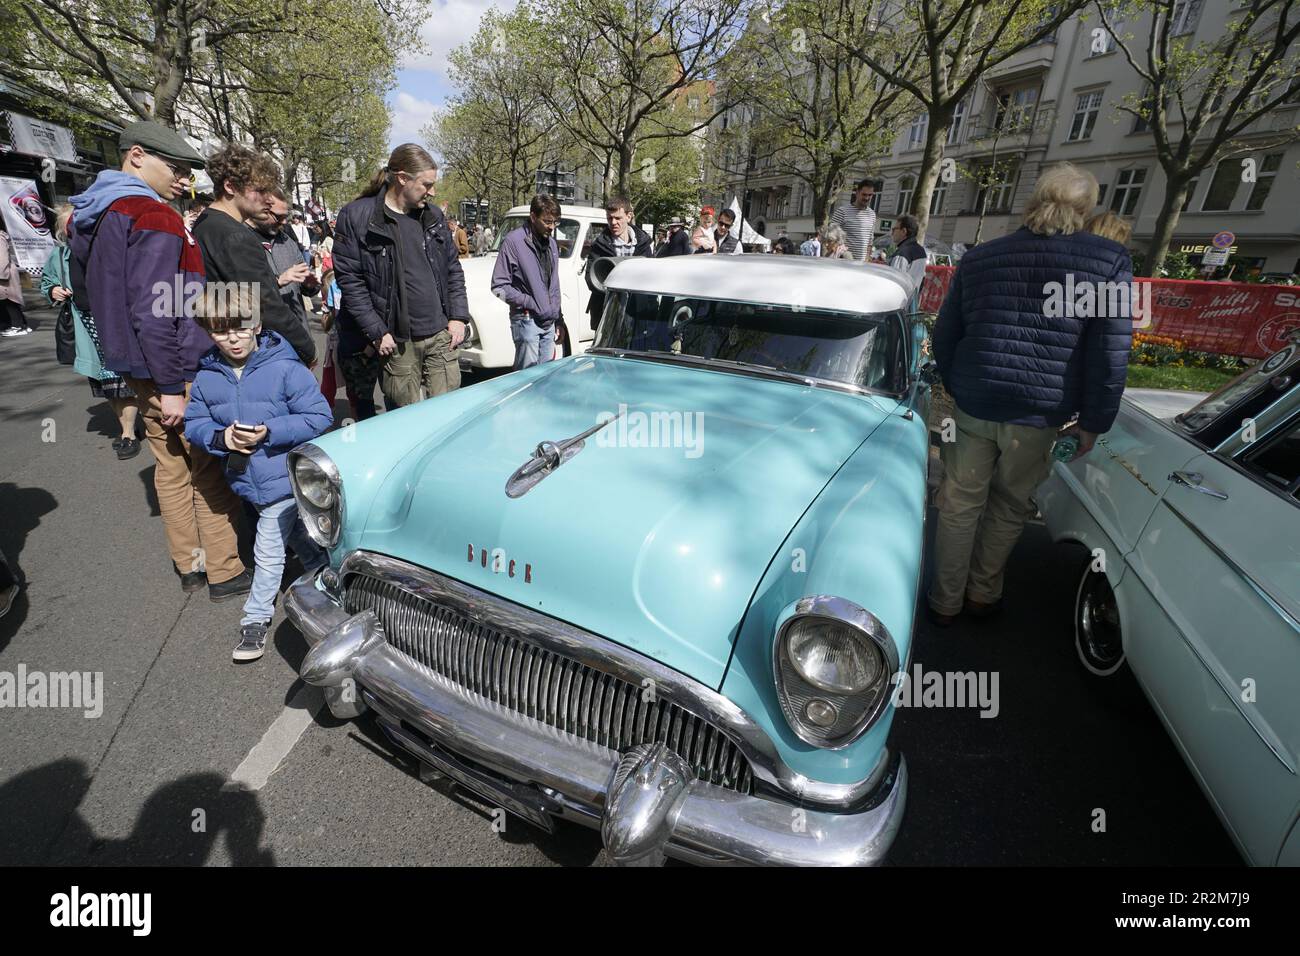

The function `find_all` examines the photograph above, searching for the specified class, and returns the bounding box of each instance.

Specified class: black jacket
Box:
[332,186,469,357]
[585,225,653,321]
[656,228,690,257]
[192,208,317,365]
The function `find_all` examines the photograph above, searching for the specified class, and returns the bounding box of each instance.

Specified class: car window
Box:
[1174,344,1300,446]
[594,292,907,394]
[490,216,581,259]
[1239,415,1300,499]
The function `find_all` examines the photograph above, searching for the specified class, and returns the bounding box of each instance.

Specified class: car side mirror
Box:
[919,361,941,386]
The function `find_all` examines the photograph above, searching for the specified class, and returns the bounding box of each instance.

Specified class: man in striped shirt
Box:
[830,178,879,262]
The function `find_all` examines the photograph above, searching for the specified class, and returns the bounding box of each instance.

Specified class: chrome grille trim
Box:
[344,568,754,792]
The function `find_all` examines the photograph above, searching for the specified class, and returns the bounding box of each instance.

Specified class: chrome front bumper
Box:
[286,568,907,867]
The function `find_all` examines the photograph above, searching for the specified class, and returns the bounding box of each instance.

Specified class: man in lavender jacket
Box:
[490,194,562,369]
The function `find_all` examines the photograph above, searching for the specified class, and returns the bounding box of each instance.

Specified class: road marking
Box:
[224,684,324,791]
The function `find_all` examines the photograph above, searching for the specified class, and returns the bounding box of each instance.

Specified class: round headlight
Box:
[294,456,335,509]
[787,618,882,694]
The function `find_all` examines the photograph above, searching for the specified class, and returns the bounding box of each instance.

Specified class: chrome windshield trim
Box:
[585,348,904,401]
[339,550,885,807]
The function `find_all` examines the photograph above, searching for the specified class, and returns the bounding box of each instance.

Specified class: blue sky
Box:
[386,0,520,152]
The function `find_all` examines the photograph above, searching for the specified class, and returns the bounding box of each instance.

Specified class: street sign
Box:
[1201,248,1229,266]
[1212,230,1235,250]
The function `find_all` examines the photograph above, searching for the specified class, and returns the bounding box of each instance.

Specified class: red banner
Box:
[919,266,1300,360]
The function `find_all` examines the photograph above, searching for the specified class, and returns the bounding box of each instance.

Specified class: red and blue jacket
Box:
[70,175,208,395]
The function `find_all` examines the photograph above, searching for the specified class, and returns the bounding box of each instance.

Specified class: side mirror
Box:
[919,361,941,386]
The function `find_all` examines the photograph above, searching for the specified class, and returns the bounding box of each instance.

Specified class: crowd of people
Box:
[10,109,1144,655]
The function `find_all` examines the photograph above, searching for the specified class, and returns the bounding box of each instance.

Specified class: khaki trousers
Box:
[127,377,245,584]
[928,407,1057,615]
[380,329,460,409]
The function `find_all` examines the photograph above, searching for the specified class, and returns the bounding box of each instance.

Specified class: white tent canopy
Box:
[727,195,769,251]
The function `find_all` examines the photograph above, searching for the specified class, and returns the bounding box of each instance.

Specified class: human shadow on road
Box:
[136,464,161,517]
[0,758,275,865]
[0,482,57,652]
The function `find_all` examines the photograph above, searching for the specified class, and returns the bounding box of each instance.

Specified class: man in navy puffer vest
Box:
[929,163,1133,625]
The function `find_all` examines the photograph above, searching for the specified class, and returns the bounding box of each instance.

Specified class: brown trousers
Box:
[929,407,1057,615]
[127,377,245,584]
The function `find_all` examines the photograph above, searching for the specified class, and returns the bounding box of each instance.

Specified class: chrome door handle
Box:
[1168,470,1229,500]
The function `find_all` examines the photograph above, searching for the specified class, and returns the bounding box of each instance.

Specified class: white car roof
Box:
[504,204,607,220]
[601,254,913,313]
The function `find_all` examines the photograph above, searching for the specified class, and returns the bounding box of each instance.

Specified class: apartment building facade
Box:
[711,1,1300,275]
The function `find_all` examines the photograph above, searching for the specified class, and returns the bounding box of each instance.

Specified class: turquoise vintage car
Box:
[284,255,934,865]
[1037,342,1300,866]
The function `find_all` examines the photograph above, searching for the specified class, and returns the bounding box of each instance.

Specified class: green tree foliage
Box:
[823,0,1091,236]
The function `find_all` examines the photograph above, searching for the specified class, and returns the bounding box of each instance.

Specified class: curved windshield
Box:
[593,291,908,394]
[1174,343,1299,444]
[490,216,582,258]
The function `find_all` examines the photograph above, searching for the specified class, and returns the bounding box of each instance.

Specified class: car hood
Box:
[357,356,896,689]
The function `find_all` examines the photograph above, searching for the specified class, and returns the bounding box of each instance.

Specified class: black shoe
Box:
[112,437,124,451]
[233,621,270,662]
[175,565,207,593]
[116,437,141,460]
[209,569,253,602]
[926,604,958,628]
[964,598,1004,619]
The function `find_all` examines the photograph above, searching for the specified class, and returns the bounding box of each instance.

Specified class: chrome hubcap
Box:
[1077,573,1122,669]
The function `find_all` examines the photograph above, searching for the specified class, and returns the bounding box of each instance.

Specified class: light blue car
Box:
[284,255,935,865]
[1037,342,1300,866]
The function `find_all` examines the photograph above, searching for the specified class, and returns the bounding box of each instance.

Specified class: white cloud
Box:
[389,91,441,147]
[404,0,520,76]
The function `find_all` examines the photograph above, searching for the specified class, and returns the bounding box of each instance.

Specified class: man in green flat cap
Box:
[70,120,251,602]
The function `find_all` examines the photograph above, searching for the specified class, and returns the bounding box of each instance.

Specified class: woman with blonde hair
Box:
[41,204,141,458]
[926,162,1133,627]
[1083,210,1132,245]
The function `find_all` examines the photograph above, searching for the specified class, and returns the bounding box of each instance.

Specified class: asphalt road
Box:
[0,292,1241,867]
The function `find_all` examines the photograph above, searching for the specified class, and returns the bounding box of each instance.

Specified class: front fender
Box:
[308,365,552,562]
[721,404,928,786]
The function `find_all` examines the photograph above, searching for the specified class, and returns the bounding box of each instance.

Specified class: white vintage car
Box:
[460,204,635,371]
[1036,343,1300,865]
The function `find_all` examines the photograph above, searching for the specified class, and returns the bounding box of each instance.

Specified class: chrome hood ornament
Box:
[505,412,622,498]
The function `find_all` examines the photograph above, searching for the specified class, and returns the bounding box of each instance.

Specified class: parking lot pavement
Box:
[0,297,1240,866]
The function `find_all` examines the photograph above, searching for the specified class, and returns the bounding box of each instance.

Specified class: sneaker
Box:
[233,621,270,662]
[209,568,253,602]
[174,563,207,592]
[0,328,23,337]
[116,437,142,460]
[18,327,33,335]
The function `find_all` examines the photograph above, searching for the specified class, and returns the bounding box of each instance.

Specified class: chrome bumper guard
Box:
[286,568,907,866]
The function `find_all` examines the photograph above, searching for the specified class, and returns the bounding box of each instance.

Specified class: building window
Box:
[948,98,968,145]
[1088,17,1121,56]
[1181,174,1200,211]
[1109,168,1146,216]
[1097,183,1108,206]
[1201,160,1241,211]
[995,86,1040,134]
[1245,153,1283,210]
[907,113,928,149]
[930,181,948,216]
[977,163,1019,212]
[1170,0,1203,36]
[1068,90,1104,141]
[896,175,915,215]
[1132,85,1156,133]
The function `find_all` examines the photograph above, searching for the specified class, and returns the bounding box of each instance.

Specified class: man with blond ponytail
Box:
[927,162,1133,627]
[332,144,468,416]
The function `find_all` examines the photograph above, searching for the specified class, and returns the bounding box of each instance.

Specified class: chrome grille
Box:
[344,572,753,793]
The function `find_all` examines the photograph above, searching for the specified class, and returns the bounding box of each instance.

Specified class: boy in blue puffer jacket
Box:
[184,285,334,661]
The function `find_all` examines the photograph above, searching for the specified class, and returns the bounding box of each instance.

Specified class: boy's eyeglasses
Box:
[211,327,256,339]
[147,151,195,183]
